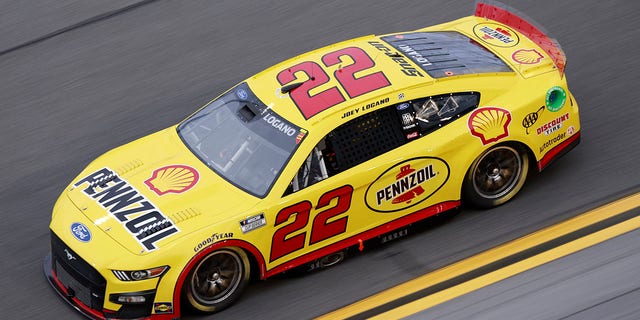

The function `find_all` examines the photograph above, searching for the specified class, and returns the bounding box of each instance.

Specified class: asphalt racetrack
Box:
[1,1,639,319]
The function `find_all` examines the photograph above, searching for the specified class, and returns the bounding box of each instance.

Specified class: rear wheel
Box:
[463,144,529,208]
[183,247,250,313]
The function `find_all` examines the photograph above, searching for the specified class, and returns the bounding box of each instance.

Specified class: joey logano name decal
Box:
[74,168,179,251]
[262,112,297,136]
[365,157,450,213]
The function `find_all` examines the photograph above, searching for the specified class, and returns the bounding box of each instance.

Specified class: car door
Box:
[261,92,480,272]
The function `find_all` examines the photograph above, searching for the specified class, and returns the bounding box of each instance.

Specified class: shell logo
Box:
[512,49,544,64]
[145,165,199,196]
[365,157,450,213]
[468,107,512,145]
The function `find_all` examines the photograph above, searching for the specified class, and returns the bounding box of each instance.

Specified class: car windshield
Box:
[178,83,306,197]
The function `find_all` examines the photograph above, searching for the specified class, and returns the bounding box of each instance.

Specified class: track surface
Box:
[1,1,639,319]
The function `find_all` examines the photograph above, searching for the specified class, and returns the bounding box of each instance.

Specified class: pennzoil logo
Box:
[473,23,519,47]
[365,157,449,213]
[145,165,199,196]
[468,107,512,145]
[74,168,179,251]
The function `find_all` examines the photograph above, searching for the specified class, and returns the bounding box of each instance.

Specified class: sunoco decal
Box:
[153,302,173,314]
[74,168,179,251]
[145,165,199,196]
[473,23,519,47]
[365,157,449,213]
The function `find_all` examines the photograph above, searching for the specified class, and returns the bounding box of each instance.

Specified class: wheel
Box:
[463,144,529,208]
[183,247,250,313]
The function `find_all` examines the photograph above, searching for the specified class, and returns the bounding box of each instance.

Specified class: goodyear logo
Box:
[365,157,449,213]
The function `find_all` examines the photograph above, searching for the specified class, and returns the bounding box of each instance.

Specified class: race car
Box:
[44,1,580,319]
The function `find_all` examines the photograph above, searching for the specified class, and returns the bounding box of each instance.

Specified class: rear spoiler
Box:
[475,0,566,77]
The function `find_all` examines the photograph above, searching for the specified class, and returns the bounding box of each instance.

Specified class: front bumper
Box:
[44,253,109,319]
[43,233,163,320]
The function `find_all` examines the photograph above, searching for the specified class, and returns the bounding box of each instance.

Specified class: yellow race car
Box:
[44,1,580,319]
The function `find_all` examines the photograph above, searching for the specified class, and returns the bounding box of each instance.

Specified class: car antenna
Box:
[281,78,314,94]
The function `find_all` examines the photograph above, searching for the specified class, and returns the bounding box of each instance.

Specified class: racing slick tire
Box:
[183,247,251,313]
[463,144,529,209]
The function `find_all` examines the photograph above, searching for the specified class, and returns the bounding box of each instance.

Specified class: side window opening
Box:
[286,92,479,194]
[286,107,405,194]
[331,107,405,171]
[397,92,480,141]
[290,144,329,192]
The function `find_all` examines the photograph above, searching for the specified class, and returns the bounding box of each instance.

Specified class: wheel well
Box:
[243,248,262,282]
[460,140,535,205]
[506,141,536,175]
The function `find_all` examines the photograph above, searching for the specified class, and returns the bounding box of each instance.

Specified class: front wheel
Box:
[462,144,529,209]
[183,247,250,313]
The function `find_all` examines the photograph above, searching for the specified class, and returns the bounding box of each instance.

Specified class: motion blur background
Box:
[1,1,639,319]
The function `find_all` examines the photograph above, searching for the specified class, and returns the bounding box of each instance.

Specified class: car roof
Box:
[246,34,434,126]
[246,15,553,132]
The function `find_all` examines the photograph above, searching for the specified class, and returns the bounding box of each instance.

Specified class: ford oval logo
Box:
[396,103,410,111]
[71,222,91,242]
[236,88,248,100]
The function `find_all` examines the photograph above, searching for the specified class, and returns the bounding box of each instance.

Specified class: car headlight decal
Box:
[112,266,169,281]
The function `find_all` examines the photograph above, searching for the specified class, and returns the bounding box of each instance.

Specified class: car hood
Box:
[66,127,260,255]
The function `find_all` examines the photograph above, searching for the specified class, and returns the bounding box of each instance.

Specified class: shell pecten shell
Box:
[145,165,199,196]
[511,48,544,64]
[468,107,512,145]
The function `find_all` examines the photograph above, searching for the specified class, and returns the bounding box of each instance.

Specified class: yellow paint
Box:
[47,8,582,316]
[316,192,640,320]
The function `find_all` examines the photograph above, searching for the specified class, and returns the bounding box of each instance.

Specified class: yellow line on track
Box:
[316,192,640,320]
[372,214,640,319]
